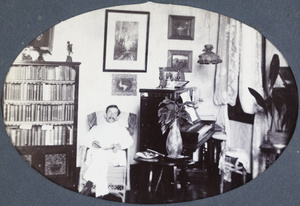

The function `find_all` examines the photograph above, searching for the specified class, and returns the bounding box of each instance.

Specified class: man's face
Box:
[105,107,119,123]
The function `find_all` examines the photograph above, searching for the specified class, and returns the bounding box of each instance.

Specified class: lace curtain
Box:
[214,15,266,178]
[214,15,242,147]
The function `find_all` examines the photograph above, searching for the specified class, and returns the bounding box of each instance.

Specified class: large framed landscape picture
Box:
[103,10,150,72]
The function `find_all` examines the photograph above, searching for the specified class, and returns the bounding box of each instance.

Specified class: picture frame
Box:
[167,50,193,72]
[29,27,55,51]
[103,10,150,72]
[174,80,189,88]
[112,74,137,96]
[168,15,195,40]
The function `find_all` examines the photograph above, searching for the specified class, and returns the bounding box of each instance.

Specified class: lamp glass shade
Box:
[198,44,222,64]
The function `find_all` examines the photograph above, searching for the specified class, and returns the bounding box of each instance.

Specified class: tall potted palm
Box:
[157,98,195,158]
[248,54,297,145]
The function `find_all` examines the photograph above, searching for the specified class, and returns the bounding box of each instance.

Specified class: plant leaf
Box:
[248,87,268,113]
[165,110,175,125]
[161,124,167,134]
[158,99,175,107]
[280,103,287,131]
[268,54,280,93]
[158,107,168,117]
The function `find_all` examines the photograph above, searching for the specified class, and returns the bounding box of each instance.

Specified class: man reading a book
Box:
[80,105,133,198]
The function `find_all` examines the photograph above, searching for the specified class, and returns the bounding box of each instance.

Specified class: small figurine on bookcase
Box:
[66,41,73,62]
[32,46,52,61]
[22,47,32,61]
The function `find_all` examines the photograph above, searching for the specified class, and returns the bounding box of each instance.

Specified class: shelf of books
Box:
[2,61,80,190]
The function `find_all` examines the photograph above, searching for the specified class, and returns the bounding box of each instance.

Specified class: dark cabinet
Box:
[18,145,76,190]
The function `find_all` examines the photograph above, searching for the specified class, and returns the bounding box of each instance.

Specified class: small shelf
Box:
[4,121,74,126]
[12,61,81,66]
[16,145,74,149]
[3,100,74,105]
[5,80,75,84]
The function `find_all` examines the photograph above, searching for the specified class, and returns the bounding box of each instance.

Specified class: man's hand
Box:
[92,140,101,148]
[112,143,121,153]
[92,141,121,152]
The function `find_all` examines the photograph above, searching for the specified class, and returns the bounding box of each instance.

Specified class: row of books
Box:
[3,82,75,101]
[3,104,74,122]
[7,125,74,146]
[7,65,76,81]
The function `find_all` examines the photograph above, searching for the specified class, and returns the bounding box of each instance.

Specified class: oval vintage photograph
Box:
[1,2,298,204]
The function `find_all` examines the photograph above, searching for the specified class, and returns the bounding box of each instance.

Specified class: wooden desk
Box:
[134,156,195,202]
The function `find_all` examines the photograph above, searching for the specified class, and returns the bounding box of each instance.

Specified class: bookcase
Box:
[2,61,80,191]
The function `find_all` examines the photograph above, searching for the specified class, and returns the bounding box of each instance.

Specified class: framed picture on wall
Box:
[167,50,193,72]
[112,74,137,96]
[103,10,150,72]
[29,27,55,51]
[168,15,195,40]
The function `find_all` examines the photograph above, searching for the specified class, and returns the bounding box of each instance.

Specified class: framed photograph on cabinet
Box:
[112,74,137,96]
[167,50,193,72]
[168,15,195,40]
[174,80,189,88]
[103,10,150,72]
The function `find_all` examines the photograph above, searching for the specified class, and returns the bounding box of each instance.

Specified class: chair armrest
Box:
[78,145,89,167]
[127,113,137,136]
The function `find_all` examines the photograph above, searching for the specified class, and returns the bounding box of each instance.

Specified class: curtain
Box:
[239,24,263,114]
[214,15,241,107]
[214,15,242,147]
[214,15,266,178]
[239,23,266,178]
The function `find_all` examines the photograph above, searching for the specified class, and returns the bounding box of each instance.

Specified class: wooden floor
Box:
[126,162,251,204]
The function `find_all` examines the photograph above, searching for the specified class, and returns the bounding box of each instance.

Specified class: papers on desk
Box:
[136,151,159,159]
[199,115,215,121]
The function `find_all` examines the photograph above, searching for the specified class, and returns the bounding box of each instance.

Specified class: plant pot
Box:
[267,130,290,145]
[166,119,183,158]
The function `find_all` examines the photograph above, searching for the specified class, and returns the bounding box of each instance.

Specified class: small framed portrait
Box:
[168,15,195,40]
[167,50,193,72]
[103,10,150,72]
[112,74,137,96]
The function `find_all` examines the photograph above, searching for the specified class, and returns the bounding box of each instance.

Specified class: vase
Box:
[166,118,183,158]
[267,130,290,145]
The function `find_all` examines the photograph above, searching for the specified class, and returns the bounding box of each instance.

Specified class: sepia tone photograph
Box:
[0,1,299,206]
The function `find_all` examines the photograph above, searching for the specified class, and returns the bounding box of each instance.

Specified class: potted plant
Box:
[248,54,297,145]
[157,98,195,158]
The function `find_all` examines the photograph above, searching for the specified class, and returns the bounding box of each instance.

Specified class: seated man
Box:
[80,105,133,198]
